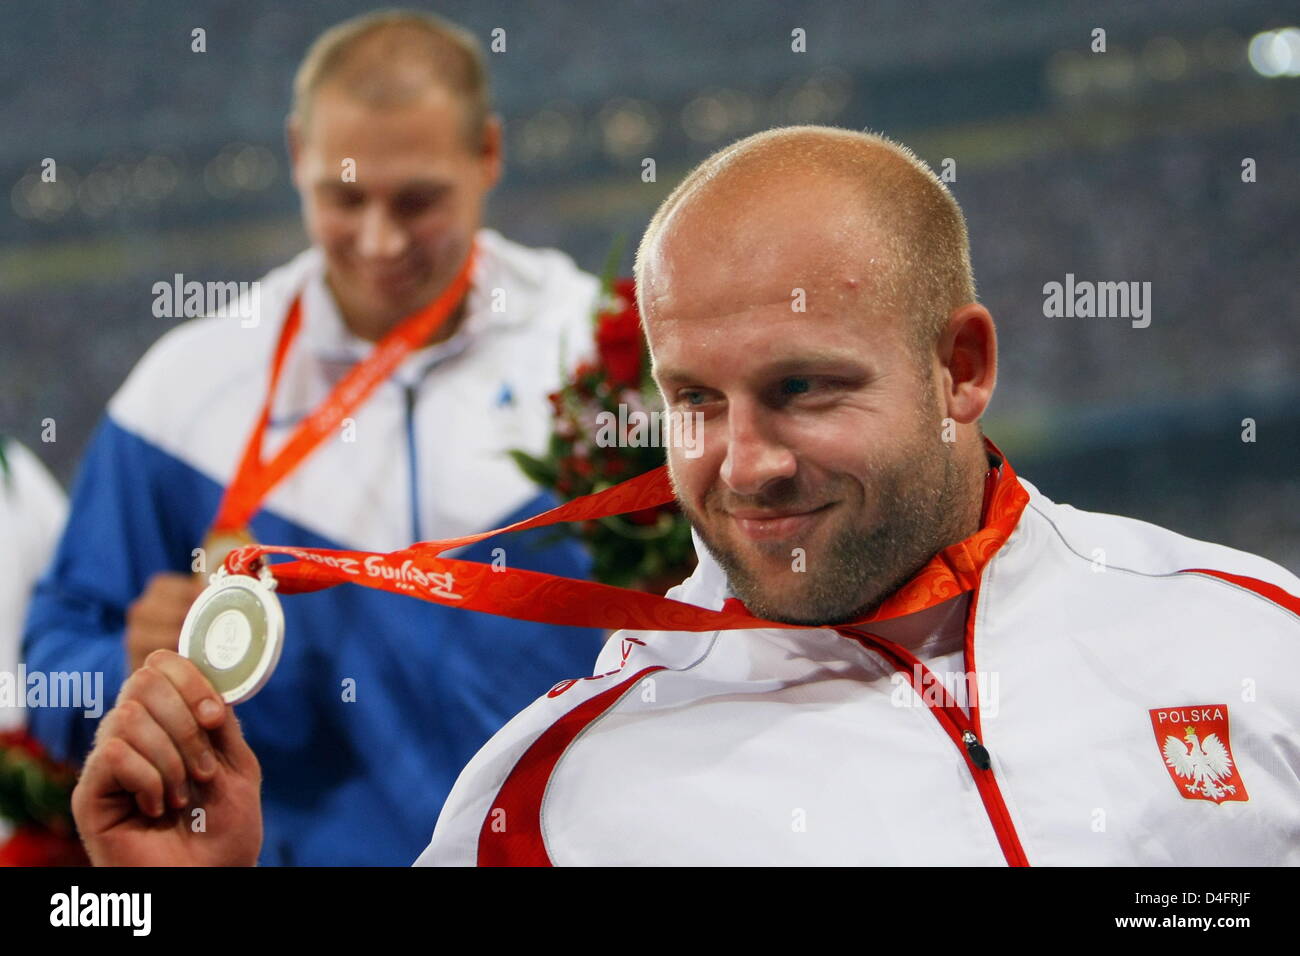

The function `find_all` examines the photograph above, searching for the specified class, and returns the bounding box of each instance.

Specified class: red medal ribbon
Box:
[225,436,1030,634]
[209,243,478,534]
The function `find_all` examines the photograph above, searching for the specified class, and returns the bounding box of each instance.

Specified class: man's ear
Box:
[285,115,303,190]
[937,302,997,425]
[480,114,503,190]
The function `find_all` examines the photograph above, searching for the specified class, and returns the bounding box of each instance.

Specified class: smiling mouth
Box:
[728,503,834,542]
[365,266,420,285]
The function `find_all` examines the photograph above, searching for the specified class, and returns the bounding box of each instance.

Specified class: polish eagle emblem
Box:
[1162,726,1236,801]
[1148,706,1248,804]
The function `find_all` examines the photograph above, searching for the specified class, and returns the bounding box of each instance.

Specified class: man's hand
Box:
[125,573,206,673]
[72,650,262,867]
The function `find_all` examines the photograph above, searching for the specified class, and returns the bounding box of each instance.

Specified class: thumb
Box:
[209,706,260,779]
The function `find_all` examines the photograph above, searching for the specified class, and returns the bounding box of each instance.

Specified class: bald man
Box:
[27,10,603,865]
[72,127,1300,866]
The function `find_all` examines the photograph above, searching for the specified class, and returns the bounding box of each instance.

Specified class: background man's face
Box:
[292,83,500,325]
[644,178,965,625]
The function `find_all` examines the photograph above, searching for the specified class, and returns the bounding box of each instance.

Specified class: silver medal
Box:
[178,565,285,704]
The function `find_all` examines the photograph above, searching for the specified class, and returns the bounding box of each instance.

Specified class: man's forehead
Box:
[304,83,465,146]
[299,88,471,185]
[641,234,894,332]
[641,174,897,322]
[644,274,908,387]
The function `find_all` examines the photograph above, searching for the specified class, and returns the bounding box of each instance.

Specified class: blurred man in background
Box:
[24,10,602,865]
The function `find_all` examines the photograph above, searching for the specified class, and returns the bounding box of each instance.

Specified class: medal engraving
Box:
[206,609,252,670]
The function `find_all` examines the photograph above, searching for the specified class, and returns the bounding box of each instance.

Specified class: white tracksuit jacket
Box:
[417,453,1300,866]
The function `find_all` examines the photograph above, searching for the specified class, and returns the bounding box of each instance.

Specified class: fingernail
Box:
[197,751,217,776]
[198,699,222,722]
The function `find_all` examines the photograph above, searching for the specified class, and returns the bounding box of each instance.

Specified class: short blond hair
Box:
[292,9,491,144]
[635,126,977,358]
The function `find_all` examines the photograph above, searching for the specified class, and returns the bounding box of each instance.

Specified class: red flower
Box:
[510,261,696,592]
[571,361,602,400]
[0,825,88,867]
[595,279,644,389]
[0,729,50,761]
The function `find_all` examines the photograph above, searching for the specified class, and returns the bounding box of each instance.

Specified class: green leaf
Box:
[506,449,557,488]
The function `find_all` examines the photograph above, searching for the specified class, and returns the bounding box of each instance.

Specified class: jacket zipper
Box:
[403,384,421,542]
[837,625,1030,866]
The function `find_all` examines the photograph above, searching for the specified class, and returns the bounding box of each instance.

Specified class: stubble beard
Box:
[679,391,976,627]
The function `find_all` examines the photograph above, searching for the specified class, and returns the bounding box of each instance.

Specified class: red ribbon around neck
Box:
[224,437,1030,635]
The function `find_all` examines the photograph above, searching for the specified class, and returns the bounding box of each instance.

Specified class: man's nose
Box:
[719,402,797,496]
[356,204,408,260]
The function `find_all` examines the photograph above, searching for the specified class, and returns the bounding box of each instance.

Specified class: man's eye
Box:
[679,390,708,406]
[395,190,447,217]
[330,191,364,209]
[781,377,813,395]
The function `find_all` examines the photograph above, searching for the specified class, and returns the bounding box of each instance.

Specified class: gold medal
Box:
[179,566,284,704]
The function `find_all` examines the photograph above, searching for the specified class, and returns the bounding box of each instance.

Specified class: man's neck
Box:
[939,441,999,553]
[966,444,1000,536]
[326,275,470,346]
